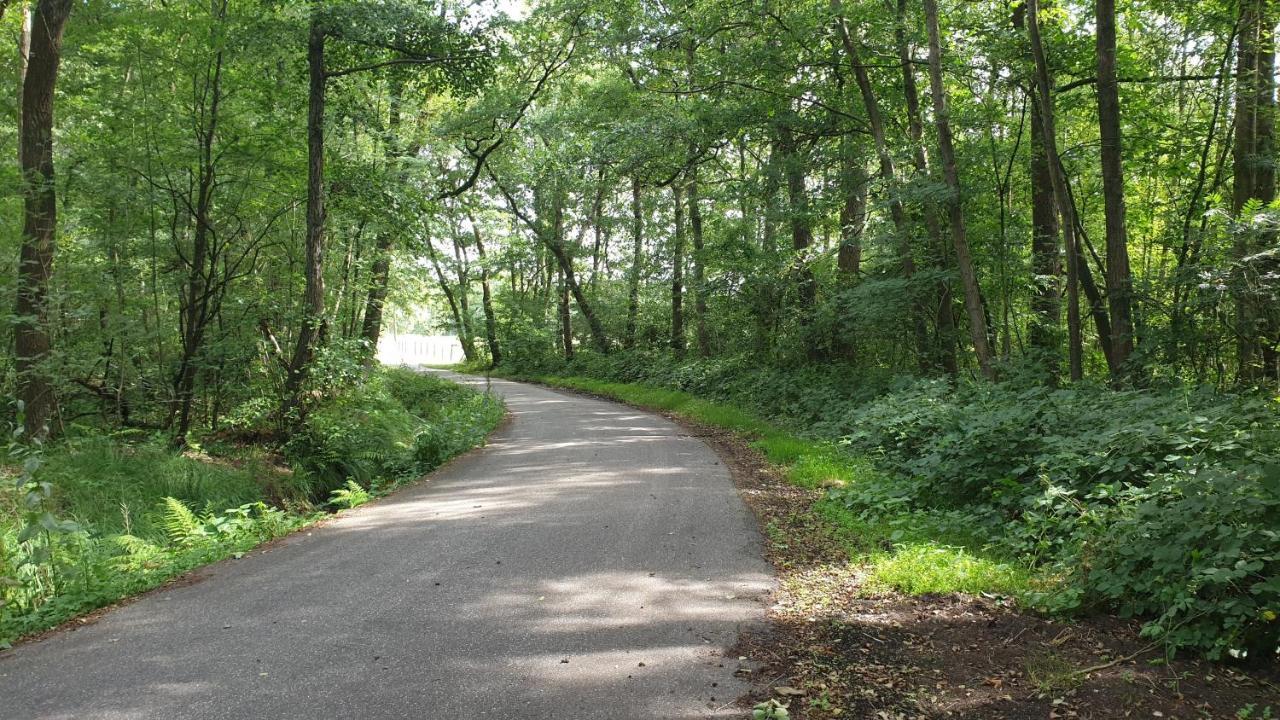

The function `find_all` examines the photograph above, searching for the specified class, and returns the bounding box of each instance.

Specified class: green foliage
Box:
[752,699,791,720]
[329,479,371,509]
[284,368,503,500]
[1,370,501,645]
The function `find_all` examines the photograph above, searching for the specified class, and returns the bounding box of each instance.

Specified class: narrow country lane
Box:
[0,372,774,720]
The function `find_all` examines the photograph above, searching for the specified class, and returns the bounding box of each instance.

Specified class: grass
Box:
[486,370,1034,600]
[37,436,295,539]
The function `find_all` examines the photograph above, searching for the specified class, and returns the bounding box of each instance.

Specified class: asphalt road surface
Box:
[0,371,773,720]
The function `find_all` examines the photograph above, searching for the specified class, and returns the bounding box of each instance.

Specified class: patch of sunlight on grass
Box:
[814,499,1031,598]
[866,543,1030,597]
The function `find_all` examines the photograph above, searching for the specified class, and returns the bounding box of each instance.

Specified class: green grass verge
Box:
[497,372,1032,599]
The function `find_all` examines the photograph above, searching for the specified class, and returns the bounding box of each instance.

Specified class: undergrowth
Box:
[0,368,502,647]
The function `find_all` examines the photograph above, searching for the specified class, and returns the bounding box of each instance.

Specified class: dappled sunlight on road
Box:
[0,372,772,720]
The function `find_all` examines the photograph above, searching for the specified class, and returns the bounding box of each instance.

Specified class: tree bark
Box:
[558,268,573,360]
[836,138,866,278]
[14,0,74,439]
[923,0,996,379]
[470,216,502,366]
[1232,0,1278,381]
[174,3,228,442]
[625,176,643,348]
[895,0,957,374]
[1028,95,1062,372]
[777,125,819,359]
[427,237,474,363]
[283,17,328,415]
[1027,0,1085,380]
[1095,0,1137,379]
[1015,3,1062,377]
[671,183,686,358]
[360,78,405,355]
[687,169,711,357]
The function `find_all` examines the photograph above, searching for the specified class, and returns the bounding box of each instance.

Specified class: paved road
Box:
[0,372,773,720]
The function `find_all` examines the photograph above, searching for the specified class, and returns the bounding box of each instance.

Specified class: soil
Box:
[675,418,1279,720]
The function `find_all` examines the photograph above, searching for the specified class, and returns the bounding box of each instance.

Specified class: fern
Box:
[328,480,370,510]
[159,497,205,546]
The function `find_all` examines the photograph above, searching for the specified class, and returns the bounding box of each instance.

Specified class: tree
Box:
[922,0,995,378]
[14,0,74,439]
[1095,0,1138,379]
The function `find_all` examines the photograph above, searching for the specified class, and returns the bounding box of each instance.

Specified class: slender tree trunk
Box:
[1029,95,1062,374]
[360,234,392,350]
[470,217,501,366]
[923,0,995,379]
[671,183,686,358]
[536,187,610,354]
[558,268,573,360]
[17,5,30,165]
[1028,0,1085,380]
[360,78,405,355]
[625,176,644,348]
[895,0,956,374]
[1095,0,1137,379]
[834,0,930,369]
[451,231,476,360]
[175,8,228,441]
[687,169,710,357]
[284,18,328,415]
[1015,1,1062,377]
[837,137,866,278]
[14,0,74,439]
[590,171,605,294]
[1232,0,1278,381]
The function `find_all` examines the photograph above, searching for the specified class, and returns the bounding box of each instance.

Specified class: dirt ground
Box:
[678,421,1280,720]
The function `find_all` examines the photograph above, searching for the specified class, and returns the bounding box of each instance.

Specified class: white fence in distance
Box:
[376,334,465,367]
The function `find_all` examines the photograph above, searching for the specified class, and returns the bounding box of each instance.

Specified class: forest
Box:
[0,0,1277,701]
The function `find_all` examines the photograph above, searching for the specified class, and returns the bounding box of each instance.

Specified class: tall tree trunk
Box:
[175,6,228,442]
[1095,0,1137,379]
[836,137,866,278]
[625,176,643,348]
[1028,0,1085,380]
[590,171,605,294]
[1232,0,1278,381]
[471,216,501,366]
[17,5,30,165]
[1015,3,1062,377]
[671,183,686,358]
[451,231,476,360]
[360,234,392,350]
[923,0,996,379]
[14,0,74,439]
[687,168,711,357]
[833,0,930,369]
[284,18,328,415]
[558,268,573,360]
[1028,95,1062,374]
[895,0,957,374]
[360,78,405,356]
